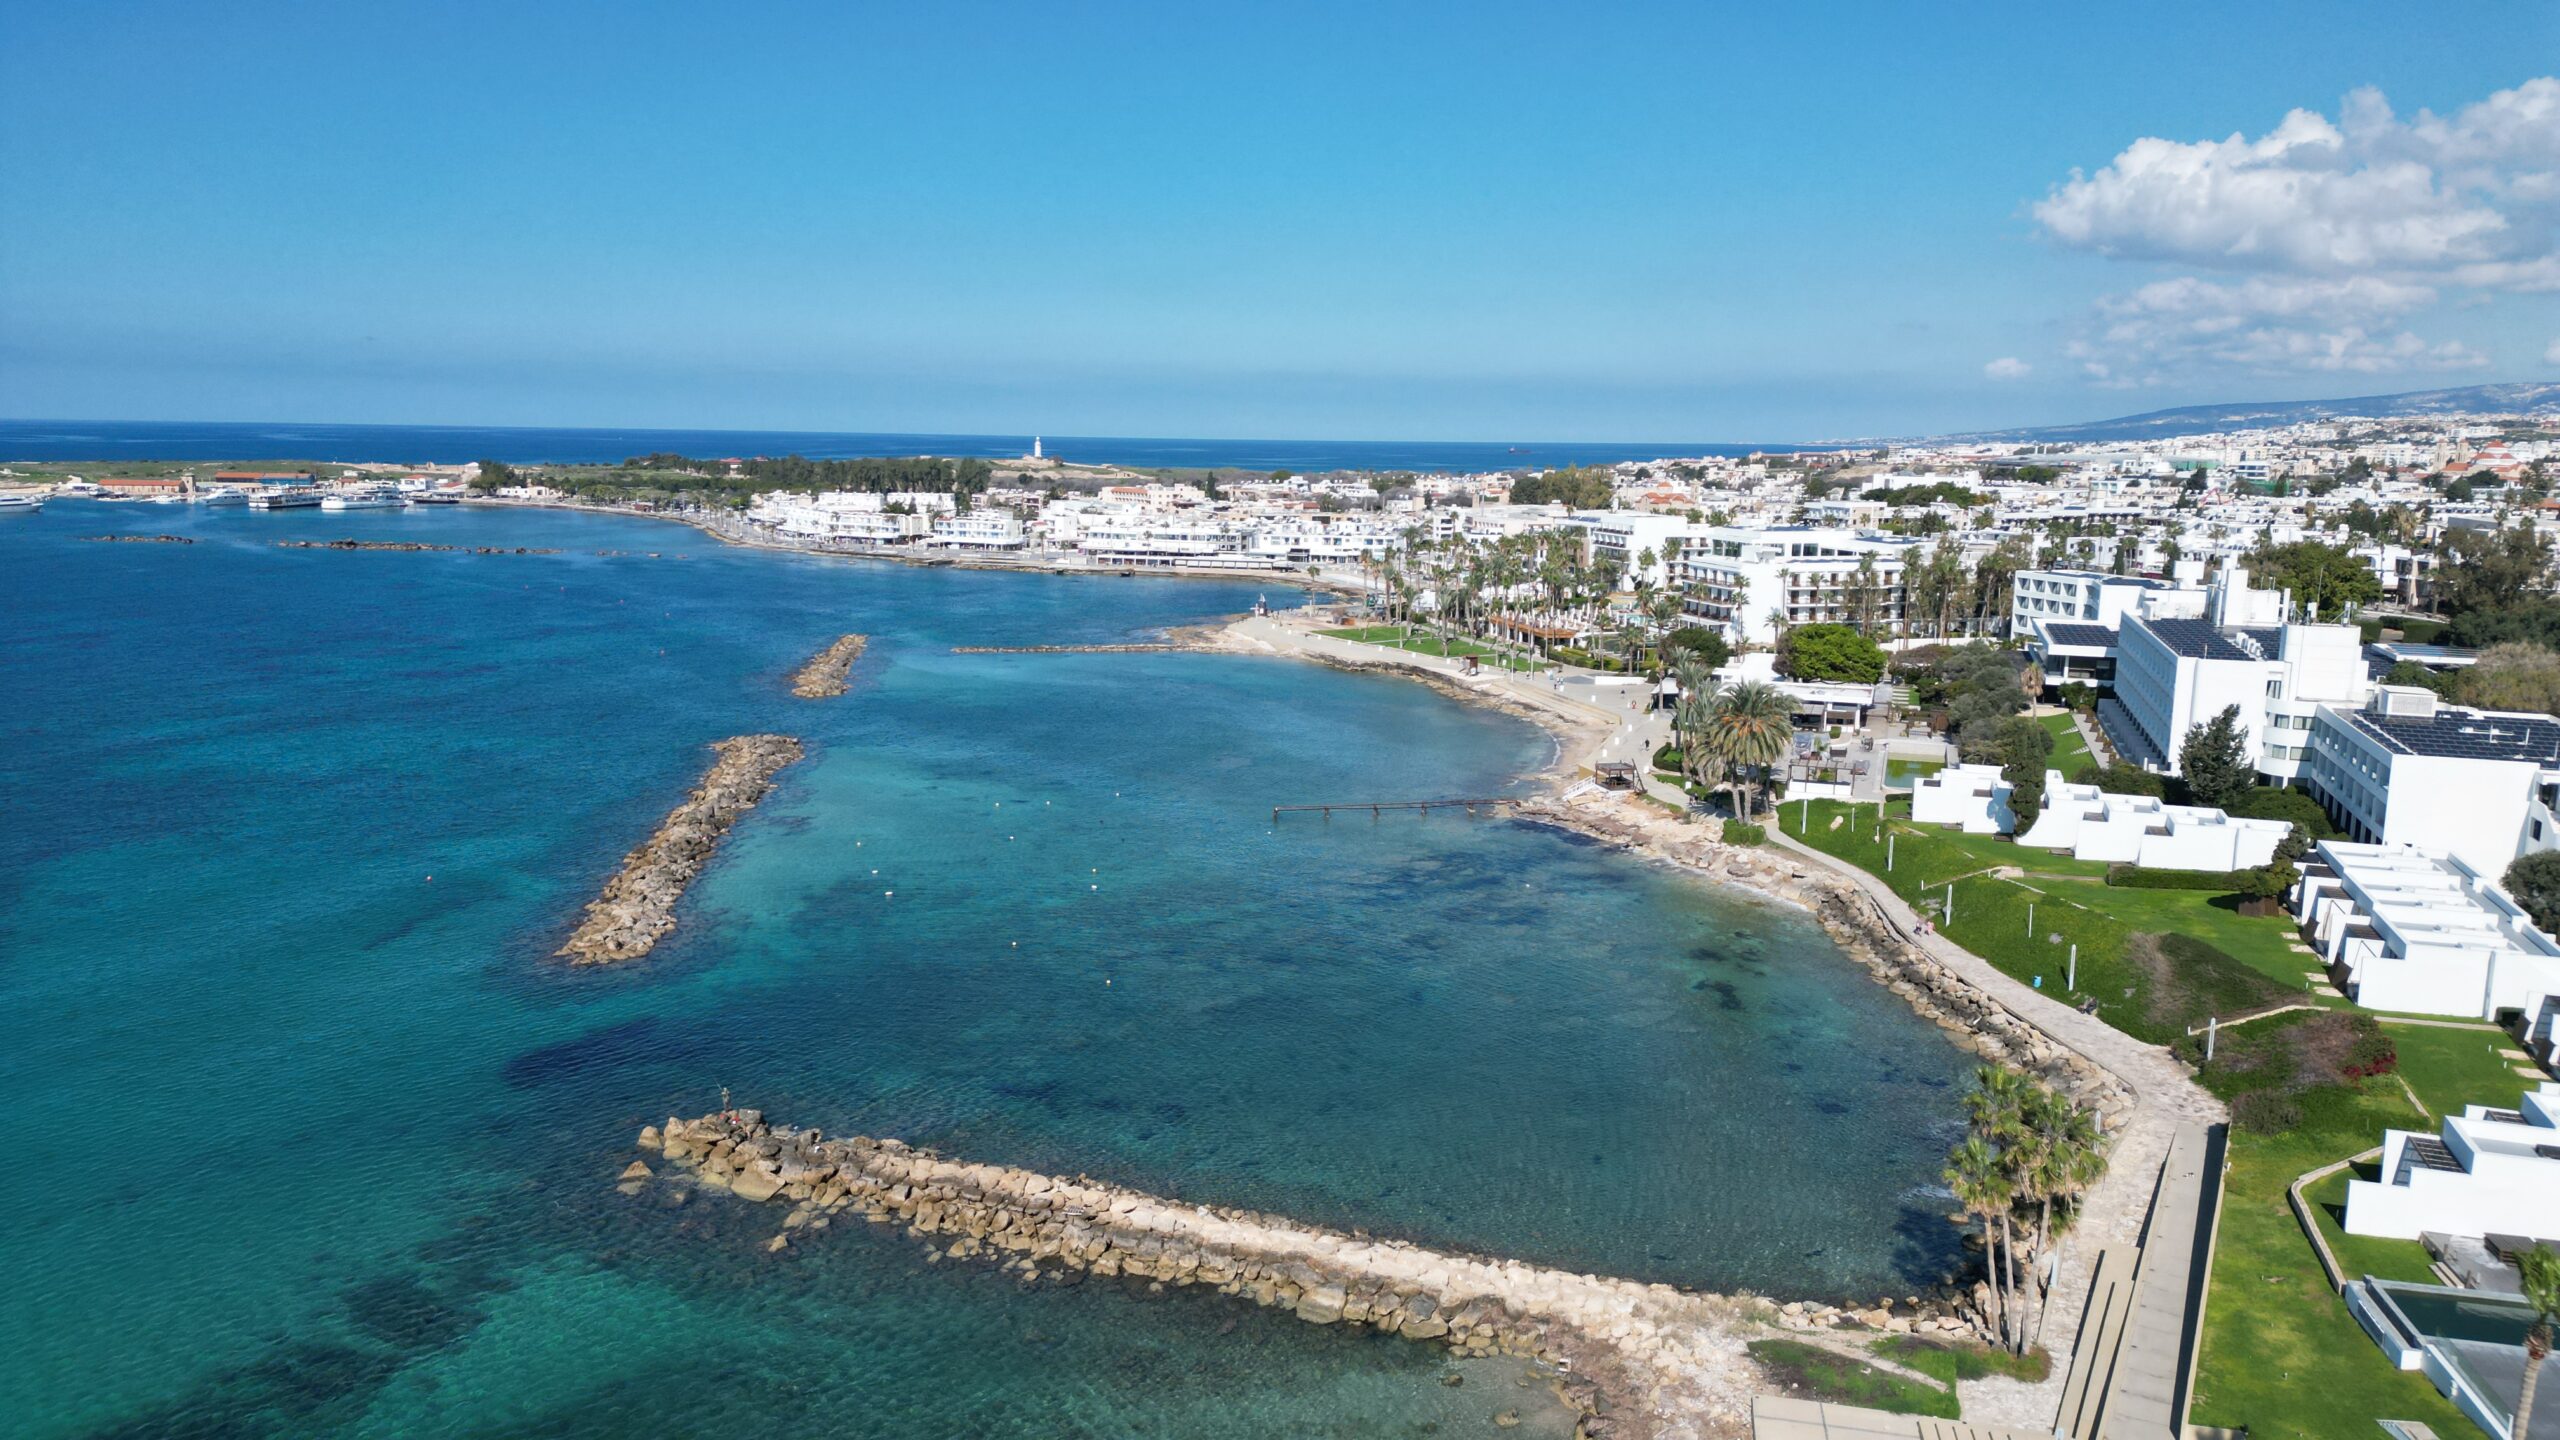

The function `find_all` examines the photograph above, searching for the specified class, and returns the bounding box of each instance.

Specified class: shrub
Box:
[2074,762,2167,797]
[2344,1027,2399,1079]
[2227,787,2336,837]
[2232,1089,2304,1133]
[1722,821,1766,846]
[2105,866,2246,891]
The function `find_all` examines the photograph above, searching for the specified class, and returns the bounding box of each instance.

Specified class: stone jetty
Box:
[789,634,869,698]
[556,735,803,964]
[80,533,193,544]
[631,1111,1978,1439]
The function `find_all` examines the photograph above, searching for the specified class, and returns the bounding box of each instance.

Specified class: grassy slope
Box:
[1744,1340,1959,1418]
[1313,626,1545,671]
[1786,799,2296,1043]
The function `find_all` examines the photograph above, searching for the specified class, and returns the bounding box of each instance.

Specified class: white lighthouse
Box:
[1031,436,1043,461]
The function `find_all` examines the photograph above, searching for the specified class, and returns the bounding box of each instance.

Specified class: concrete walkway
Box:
[1764,826,2227,1434]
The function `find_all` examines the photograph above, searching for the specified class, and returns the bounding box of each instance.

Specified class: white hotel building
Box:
[2345,1082,2560,1242]
[1669,526,1915,646]
[2299,689,2560,879]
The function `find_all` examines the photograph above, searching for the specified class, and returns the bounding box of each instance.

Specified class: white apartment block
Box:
[2099,568,2367,781]
[2294,842,2560,1020]
[1670,526,1915,645]
[2300,688,2560,878]
[1566,511,1696,586]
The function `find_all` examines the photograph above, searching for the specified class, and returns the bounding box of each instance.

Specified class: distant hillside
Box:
[1946,382,2560,445]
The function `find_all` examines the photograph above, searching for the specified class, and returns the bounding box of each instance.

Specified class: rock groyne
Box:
[789,634,869,698]
[557,735,803,964]
[81,533,193,544]
[634,1109,1943,1439]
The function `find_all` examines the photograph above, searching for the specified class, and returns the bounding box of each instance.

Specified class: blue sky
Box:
[2,1,2553,440]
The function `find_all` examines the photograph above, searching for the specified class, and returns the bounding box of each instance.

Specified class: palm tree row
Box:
[1942,1065,2107,1357]
[1362,526,1660,665]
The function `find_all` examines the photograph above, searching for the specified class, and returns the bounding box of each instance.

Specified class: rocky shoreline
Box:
[789,634,869,698]
[557,734,804,964]
[629,1110,1989,1439]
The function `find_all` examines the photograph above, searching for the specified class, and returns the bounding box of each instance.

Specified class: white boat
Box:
[0,493,41,513]
[408,489,462,505]
[249,489,322,510]
[321,484,407,511]
[195,487,248,507]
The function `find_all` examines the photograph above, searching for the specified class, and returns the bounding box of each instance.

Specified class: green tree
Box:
[2517,1244,2560,1440]
[2382,660,2462,697]
[2435,524,2555,617]
[468,459,517,493]
[2457,643,2560,716]
[2502,851,2560,937]
[1776,622,1886,683]
[1663,626,1732,672]
[2245,539,2383,620]
[2178,704,2254,810]
[2448,599,2560,651]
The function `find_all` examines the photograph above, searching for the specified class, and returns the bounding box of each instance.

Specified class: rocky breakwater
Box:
[789,634,869,698]
[556,735,803,964]
[634,1109,1796,1439]
[274,539,566,554]
[81,533,193,544]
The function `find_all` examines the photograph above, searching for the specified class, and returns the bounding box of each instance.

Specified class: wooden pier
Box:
[1271,797,1523,822]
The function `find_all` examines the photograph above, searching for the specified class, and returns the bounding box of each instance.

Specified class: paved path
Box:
[1765,826,2226,1433]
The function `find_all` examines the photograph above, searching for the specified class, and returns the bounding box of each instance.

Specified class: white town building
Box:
[2345,1082,2560,1241]
[2292,841,2560,1019]
[2014,772,2291,871]
[1910,763,2016,835]
[2100,567,2367,781]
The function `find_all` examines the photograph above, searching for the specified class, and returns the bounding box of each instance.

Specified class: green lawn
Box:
[2383,1021,2536,1118]
[2189,1080,2474,1440]
[2300,1165,2437,1285]
[1314,626,1546,672]
[2041,712,2092,773]
[1871,1335,2050,1386]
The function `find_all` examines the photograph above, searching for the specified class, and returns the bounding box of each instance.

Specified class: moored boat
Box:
[0,493,41,514]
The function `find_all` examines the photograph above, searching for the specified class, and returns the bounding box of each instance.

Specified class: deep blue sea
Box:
[0,500,1968,1438]
[0,419,1797,473]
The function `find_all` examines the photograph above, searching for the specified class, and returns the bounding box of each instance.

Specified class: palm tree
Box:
[2017,1087,2106,1355]
[1946,1135,2014,1351]
[2520,1244,2559,1440]
[1705,681,1793,818]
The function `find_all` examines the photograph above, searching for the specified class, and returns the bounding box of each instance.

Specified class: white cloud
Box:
[2032,78,2555,385]
[1983,357,2031,380]
[2034,78,2558,280]
[2065,275,2488,384]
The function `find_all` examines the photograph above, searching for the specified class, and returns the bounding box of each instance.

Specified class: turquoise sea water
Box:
[0,502,1970,1438]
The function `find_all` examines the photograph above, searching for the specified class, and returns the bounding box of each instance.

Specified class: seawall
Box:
[557,734,803,963]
